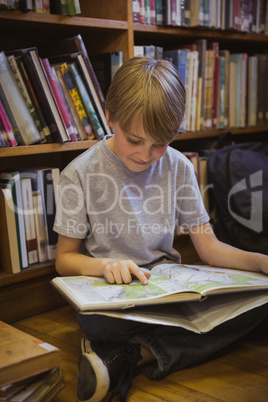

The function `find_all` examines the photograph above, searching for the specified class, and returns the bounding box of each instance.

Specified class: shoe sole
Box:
[76,338,110,402]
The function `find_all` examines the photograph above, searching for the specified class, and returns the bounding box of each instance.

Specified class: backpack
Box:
[207,142,268,255]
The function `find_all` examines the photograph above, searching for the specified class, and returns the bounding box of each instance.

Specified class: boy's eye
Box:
[153,143,167,149]
[128,138,141,145]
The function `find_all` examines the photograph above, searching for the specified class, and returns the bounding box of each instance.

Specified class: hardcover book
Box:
[51,263,268,312]
[0,185,21,274]
[0,52,41,145]
[0,321,60,387]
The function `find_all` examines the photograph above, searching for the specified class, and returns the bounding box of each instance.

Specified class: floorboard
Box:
[13,305,268,402]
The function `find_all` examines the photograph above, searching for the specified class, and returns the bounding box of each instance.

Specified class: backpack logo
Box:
[228,170,263,233]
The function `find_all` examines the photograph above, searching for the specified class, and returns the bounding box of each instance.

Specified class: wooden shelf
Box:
[0,140,99,157]
[1,124,267,159]
[0,10,128,31]
[0,264,56,288]
[173,125,268,141]
[134,23,268,43]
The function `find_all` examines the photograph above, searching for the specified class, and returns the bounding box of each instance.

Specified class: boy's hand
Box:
[103,260,151,285]
[258,254,268,275]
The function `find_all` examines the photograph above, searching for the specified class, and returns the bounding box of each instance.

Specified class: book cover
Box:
[68,62,105,140]
[90,51,123,98]
[247,55,258,126]
[7,54,47,143]
[133,0,140,22]
[9,367,64,401]
[0,321,60,387]
[38,34,106,113]
[0,98,17,147]
[51,263,268,312]
[32,190,49,263]
[60,63,95,140]
[53,64,86,141]
[75,53,113,136]
[0,172,28,269]
[0,52,41,145]
[9,47,69,143]
[13,54,51,143]
[20,177,38,265]
[66,0,80,15]
[0,185,21,274]
[0,83,23,145]
[42,58,77,141]
[41,167,60,261]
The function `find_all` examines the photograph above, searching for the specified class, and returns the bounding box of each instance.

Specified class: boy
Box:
[53,57,268,402]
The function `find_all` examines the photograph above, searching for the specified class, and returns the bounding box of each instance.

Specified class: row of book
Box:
[135,39,268,131]
[0,0,81,15]
[0,168,60,274]
[133,0,268,34]
[0,34,115,148]
[0,321,63,401]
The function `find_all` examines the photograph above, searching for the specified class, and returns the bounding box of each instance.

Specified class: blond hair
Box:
[105,57,186,144]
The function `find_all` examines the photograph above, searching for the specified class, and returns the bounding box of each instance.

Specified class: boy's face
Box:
[107,116,169,172]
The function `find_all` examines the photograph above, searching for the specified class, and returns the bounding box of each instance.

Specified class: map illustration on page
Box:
[51,264,268,312]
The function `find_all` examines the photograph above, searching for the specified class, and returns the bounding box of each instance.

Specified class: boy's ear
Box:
[105,109,115,129]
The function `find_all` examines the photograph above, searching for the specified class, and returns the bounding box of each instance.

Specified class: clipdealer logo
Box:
[228,170,263,233]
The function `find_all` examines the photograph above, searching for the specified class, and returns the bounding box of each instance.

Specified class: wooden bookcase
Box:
[0,0,268,323]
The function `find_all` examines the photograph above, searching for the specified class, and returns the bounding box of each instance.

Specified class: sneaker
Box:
[76,338,142,402]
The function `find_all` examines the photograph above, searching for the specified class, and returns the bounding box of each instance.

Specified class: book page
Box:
[82,291,268,334]
[151,264,268,295]
[51,273,200,311]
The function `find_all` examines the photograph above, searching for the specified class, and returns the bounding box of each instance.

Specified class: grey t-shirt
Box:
[53,136,209,268]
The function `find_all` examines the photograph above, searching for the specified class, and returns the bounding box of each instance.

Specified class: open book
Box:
[51,263,268,312]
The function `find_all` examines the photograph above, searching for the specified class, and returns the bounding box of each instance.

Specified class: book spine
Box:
[7,54,47,143]
[69,62,105,140]
[15,55,51,142]
[0,82,23,145]
[0,99,17,147]
[32,189,49,263]
[42,169,59,261]
[0,187,21,274]
[61,63,95,140]
[76,54,112,136]
[54,65,84,140]
[0,51,42,145]
[20,178,38,264]
[42,58,78,141]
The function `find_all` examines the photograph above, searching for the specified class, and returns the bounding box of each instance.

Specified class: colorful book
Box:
[53,64,86,140]
[42,58,77,141]
[9,47,69,143]
[13,54,51,143]
[0,52,41,145]
[69,62,105,140]
[51,263,268,313]
[61,63,95,140]
[7,54,47,143]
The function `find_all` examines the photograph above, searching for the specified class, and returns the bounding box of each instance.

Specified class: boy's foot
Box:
[76,338,142,402]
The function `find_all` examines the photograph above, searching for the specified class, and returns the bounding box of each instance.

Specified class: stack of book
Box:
[0,321,63,401]
[0,0,82,15]
[0,35,112,148]
[0,168,60,274]
[161,39,268,133]
[133,0,268,33]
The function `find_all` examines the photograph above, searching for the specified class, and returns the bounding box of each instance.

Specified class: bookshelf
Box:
[1,0,268,323]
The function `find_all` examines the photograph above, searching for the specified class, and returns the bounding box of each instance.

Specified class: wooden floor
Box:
[13,304,268,402]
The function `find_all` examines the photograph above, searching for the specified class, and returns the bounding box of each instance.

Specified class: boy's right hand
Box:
[102,259,151,285]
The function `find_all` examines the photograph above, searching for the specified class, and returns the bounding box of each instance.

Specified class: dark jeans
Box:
[77,303,268,379]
